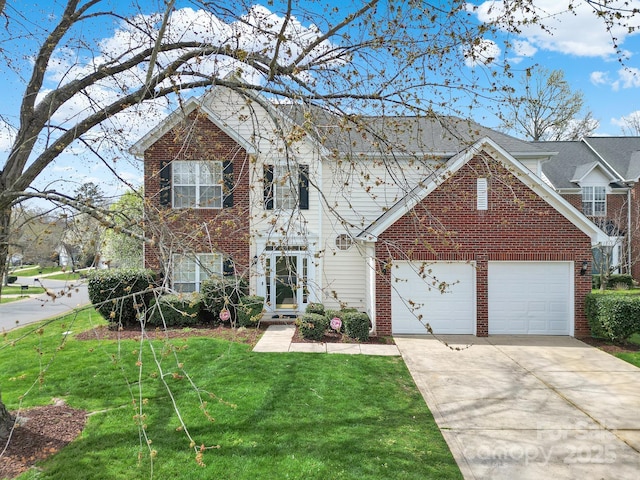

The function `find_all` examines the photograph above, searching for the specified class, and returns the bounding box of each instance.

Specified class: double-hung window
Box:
[581,186,606,217]
[172,253,222,293]
[264,164,309,210]
[173,161,223,209]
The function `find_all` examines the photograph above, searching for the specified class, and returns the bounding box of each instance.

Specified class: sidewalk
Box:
[253,324,400,356]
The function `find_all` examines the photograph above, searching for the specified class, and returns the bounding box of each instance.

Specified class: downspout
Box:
[628,182,635,274]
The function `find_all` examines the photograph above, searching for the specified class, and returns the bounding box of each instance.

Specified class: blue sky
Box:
[1,0,639,203]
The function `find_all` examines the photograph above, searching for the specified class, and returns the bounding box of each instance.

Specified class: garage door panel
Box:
[488,262,572,335]
[392,262,475,335]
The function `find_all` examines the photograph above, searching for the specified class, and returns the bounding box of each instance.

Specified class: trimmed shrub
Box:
[147,294,202,327]
[237,295,265,327]
[200,276,248,324]
[585,293,640,340]
[88,269,156,327]
[305,302,325,315]
[325,309,346,333]
[297,313,329,341]
[607,274,634,289]
[7,276,17,284]
[343,311,371,342]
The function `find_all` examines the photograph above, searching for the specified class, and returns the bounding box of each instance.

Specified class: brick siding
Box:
[375,155,593,337]
[143,110,251,279]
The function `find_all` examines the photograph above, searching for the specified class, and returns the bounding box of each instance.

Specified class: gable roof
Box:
[583,136,640,182]
[358,137,610,245]
[129,95,257,157]
[539,137,640,189]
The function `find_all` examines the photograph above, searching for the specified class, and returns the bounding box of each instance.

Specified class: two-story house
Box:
[539,138,640,279]
[130,87,609,337]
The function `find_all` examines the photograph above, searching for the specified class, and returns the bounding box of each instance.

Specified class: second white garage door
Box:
[488,261,573,335]
[391,261,475,334]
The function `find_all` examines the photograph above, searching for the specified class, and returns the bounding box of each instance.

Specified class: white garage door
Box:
[391,262,475,334]
[488,262,573,335]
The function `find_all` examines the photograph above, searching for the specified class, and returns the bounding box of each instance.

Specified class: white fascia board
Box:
[581,138,625,181]
[128,95,256,158]
[359,136,610,245]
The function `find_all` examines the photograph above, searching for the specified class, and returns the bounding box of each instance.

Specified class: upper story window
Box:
[173,161,222,208]
[172,253,222,293]
[264,164,309,210]
[581,186,606,217]
[158,160,233,209]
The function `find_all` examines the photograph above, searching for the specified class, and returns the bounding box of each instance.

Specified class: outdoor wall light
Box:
[580,261,589,276]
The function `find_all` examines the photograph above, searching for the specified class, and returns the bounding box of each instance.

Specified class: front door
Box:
[265,251,309,313]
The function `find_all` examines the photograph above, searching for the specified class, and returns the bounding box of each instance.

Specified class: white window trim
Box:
[581,185,607,217]
[273,165,299,210]
[173,160,223,209]
[172,253,222,293]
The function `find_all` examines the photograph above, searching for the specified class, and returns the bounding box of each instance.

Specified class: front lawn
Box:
[0,310,460,480]
[0,286,46,295]
[11,266,64,277]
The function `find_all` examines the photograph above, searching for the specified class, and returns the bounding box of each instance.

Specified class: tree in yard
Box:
[1,0,639,464]
[616,111,640,136]
[101,189,144,268]
[499,67,599,141]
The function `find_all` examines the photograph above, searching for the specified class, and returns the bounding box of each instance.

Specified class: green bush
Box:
[325,309,347,333]
[147,294,202,327]
[592,274,634,290]
[200,276,248,324]
[343,312,371,342]
[7,276,17,284]
[305,302,325,315]
[297,313,329,341]
[585,293,640,341]
[607,274,634,289]
[88,269,156,327]
[237,295,265,327]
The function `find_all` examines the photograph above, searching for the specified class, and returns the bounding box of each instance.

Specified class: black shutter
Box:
[223,160,233,208]
[159,160,171,207]
[299,164,309,210]
[223,257,234,276]
[264,164,274,210]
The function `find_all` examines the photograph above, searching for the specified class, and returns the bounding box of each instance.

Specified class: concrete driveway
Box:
[394,335,640,480]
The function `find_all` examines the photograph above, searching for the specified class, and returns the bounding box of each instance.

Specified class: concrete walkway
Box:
[253,324,400,355]
[395,335,640,480]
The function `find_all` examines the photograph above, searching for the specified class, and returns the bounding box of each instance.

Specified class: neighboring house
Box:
[130,87,609,337]
[56,243,81,269]
[538,137,640,279]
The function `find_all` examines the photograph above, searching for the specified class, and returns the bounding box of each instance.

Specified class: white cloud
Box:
[463,39,501,67]
[617,67,640,89]
[611,110,640,134]
[590,67,640,91]
[590,71,610,86]
[470,0,640,58]
[512,40,537,58]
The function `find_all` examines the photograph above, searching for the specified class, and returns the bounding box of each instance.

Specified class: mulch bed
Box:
[577,336,640,354]
[0,402,87,479]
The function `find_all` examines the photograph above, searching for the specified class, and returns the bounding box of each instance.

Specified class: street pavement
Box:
[0,277,90,332]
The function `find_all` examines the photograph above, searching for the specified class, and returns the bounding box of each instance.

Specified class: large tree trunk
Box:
[0,397,15,441]
[0,207,10,293]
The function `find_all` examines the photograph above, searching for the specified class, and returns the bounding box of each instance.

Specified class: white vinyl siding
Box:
[173,253,222,293]
[173,161,223,209]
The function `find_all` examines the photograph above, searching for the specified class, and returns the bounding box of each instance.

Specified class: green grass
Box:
[1,285,46,295]
[45,271,83,281]
[0,296,29,304]
[12,266,64,277]
[1,310,460,480]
